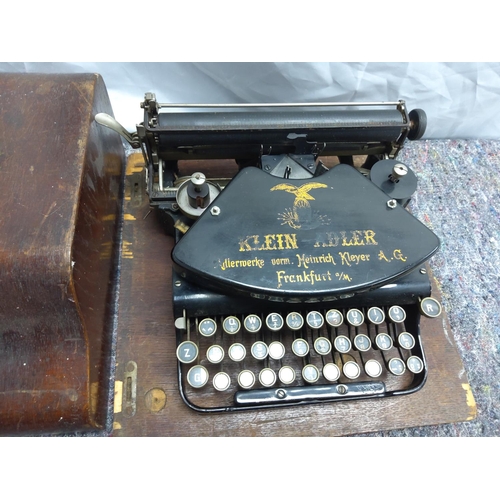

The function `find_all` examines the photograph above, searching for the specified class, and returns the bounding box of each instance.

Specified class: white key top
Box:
[268,341,285,360]
[259,368,277,387]
[364,359,383,378]
[206,345,224,364]
[213,372,231,391]
[343,361,361,379]
[238,370,256,389]
[323,363,341,382]
[228,343,246,362]
[278,366,296,384]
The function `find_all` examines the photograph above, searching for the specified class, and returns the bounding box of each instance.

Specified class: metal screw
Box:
[307,163,315,169]
[387,199,397,209]
[174,280,182,287]
[264,164,271,171]
[419,268,427,275]
[210,206,221,216]
[337,385,347,395]
[276,389,286,399]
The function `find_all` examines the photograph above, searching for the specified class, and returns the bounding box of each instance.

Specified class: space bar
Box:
[235,382,386,406]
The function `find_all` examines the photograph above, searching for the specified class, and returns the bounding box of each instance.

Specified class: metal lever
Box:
[95,113,140,148]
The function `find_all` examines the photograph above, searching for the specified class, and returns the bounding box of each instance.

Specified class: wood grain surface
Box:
[112,154,476,436]
[0,73,124,435]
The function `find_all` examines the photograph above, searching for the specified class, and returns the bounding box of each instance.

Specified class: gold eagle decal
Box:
[271,182,329,229]
[271,182,328,207]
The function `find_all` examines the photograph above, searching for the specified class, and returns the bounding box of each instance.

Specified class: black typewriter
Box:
[97,95,443,412]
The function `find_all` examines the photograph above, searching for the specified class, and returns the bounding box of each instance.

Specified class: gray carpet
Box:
[361,139,500,436]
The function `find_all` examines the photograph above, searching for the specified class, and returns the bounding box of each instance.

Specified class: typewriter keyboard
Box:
[175,300,441,411]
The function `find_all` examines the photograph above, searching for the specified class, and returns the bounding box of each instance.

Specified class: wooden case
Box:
[0,73,124,435]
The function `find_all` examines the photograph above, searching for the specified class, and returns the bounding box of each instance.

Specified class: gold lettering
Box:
[364,230,378,245]
[284,233,298,249]
[239,233,298,252]
[316,230,377,248]
[378,250,391,262]
[339,251,370,266]
[393,249,407,262]
[220,257,265,270]
[261,234,277,250]
[275,270,333,288]
[239,235,259,252]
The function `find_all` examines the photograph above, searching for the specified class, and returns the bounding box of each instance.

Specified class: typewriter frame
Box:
[111,95,437,413]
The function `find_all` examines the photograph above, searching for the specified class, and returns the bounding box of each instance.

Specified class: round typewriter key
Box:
[326,309,343,327]
[388,357,406,376]
[367,306,385,325]
[398,332,416,349]
[186,365,209,388]
[213,372,231,391]
[278,366,296,384]
[206,344,224,364]
[343,361,361,380]
[323,362,341,382]
[244,314,262,333]
[306,311,324,329]
[354,334,372,352]
[228,343,246,362]
[259,368,277,387]
[176,341,198,364]
[268,341,286,360]
[314,337,332,356]
[364,359,383,378]
[291,338,309,357]
[334,335,352,353]
[302,364,320,383]
[375,333,393,351]
[407,355,424,374]
[420,297,442,318]
[388,305,406,323]
[251,341,268,360]
[238,370,256,389]
[223,316,241,334]
[286,312,304,331]
[346,308,364,327]
[198,318,217,337]
[266,313,284,331]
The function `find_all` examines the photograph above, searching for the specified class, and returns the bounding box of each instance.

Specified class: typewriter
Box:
[97,95,442,413]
